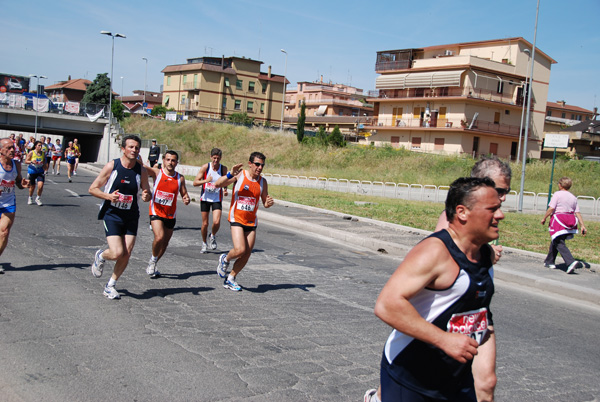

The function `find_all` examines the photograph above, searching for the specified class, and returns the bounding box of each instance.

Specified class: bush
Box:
[328,125,346,147]
[229,112,254,126]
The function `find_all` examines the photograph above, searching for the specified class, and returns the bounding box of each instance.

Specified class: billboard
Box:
[0,74,30,94]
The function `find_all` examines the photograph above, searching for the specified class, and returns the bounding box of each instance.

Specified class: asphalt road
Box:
[0,168,598,401]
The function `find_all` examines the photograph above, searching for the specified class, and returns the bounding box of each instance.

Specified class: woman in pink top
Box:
[541,177,587,274]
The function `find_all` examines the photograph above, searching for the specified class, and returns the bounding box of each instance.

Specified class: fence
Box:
[174,164,600,216]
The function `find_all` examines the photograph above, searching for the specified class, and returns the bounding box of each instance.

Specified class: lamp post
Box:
[120,76,124,99]
[517,48,531,163]
[518,0,540,212]
[280,49,288,130]
[142,57,148,109]
[100,30,126,162]
[28,74,47,136]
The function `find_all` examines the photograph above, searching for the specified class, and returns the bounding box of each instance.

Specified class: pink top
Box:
[548,190,579,214]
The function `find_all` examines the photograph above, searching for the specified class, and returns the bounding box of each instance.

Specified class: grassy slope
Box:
[123,116,600,263]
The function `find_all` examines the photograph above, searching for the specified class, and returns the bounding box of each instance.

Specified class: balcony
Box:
[182,82,200,91]
[302,98,373,108]
[375,60,411,72]
[368,116,521,137]
[375,86,531,107]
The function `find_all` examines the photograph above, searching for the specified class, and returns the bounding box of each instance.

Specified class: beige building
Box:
[363,37,556,160]
[161,56,287,124]
[543,101,598,158]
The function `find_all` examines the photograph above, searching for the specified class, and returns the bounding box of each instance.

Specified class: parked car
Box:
[583,156,600,163]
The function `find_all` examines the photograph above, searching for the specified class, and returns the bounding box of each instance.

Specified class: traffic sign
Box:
[544,134,569,148]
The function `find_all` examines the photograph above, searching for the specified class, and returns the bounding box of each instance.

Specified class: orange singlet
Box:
[228,170,263,227]
[149,168,181,219]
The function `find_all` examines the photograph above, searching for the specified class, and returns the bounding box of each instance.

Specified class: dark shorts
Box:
[230,221,257,233]
[149,159,158,167]
[103,212,139,237]
[380,354,476,402]
[200,200,222,212]
[67,158,76,165]
[45,156,52,164]
[0,205,16,216]
[150,215,176,230]
[28,172,45,183]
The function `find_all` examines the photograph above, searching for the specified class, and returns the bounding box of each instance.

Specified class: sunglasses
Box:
[495,187,511,196]
[252,162,265,167]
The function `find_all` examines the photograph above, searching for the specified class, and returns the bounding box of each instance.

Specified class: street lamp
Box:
[100,30,126,162]
[28,74,47,136]
[518,0,540,212]
[142,57,148,109]
[280,49,288,130]
[517,48,531,162]
[120,76,124,99]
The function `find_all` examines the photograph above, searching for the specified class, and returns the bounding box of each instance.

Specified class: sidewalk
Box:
[82,163,600,306]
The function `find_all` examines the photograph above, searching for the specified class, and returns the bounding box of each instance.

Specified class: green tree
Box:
[81,73,112,105]
[316,126,328,146]
[111,99,125,121]
[151,105,169,118]
[328,125,346,147]
[297,101,306,143]
[229,112,254,126]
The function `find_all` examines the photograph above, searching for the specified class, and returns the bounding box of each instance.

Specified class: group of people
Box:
[89,135,273,299]
[1,132,589,401]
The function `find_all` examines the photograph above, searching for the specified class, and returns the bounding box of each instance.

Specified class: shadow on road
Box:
[157,270,215,280]
[120,286,214,299]
[6,262,89,271]
[242,283,315,293]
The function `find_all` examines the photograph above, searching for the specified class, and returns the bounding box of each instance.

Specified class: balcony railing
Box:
[376,86,531,107]
[182,82,200,90]
[375,60,411,72]
[301,98,373,108]
[367,117,521,137]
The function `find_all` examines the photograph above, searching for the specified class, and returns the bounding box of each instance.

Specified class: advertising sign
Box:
[0,74,29,94]
[543,134,569,148]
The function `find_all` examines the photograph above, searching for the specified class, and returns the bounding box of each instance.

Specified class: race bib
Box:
[155,190,175,206]
[447,307,489,345]
[111,193,134,210]
[236,196,256,212]
[205,182,218,193]
[0,179,15,194]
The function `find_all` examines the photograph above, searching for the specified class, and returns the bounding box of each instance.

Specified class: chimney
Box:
[268,65,272,78]
[557,100,566,107]
[320,75,323,83]
[68,75,71,81]
[594,107,598,120]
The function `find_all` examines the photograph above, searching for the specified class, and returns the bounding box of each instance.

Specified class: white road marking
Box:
[65,189,80,198]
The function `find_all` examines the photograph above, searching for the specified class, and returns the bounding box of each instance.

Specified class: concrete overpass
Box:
[0,107,121,163]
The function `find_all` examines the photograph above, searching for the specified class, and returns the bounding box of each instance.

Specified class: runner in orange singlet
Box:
[214,151,274,291]
[145,150,190,278]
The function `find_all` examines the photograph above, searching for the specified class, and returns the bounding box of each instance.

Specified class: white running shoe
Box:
[223,278,241,291]
[103,285,120,299]
[35,197,42,206]
[73,171,77,176]
[91,249,105,278]
[56,172,60,175]
[209,234,217,250]
[200,243,207,254]
[27,197,33,205]
[216,254,229,278]
[364,389,380,402]
[146,259,160,278]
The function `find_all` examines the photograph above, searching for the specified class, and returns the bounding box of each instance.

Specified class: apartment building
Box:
[45,78,92,103]
[283,80,373,135]
[364,37,556,160]
[543,101,598,158]
[161,56,287,123]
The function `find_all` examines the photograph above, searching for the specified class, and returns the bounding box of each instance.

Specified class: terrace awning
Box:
[375,70,464,89]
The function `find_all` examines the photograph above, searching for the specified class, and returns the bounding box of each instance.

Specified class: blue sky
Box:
[5,0,599,111]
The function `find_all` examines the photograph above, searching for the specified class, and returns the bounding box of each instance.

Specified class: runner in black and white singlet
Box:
[375,178,503,401]
[88,135,151,299]
[193,148,228,253]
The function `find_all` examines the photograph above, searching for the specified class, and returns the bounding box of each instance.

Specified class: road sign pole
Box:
[547,147,557,206]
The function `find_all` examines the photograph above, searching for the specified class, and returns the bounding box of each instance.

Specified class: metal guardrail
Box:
[173,165,599,216]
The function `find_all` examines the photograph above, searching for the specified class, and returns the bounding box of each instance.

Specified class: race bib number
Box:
[205,182,218,193]
[111,193,134,210]
[155,190,175,206]
[0,179,15,195]
[236,196,256,212]
[447,307,489,345]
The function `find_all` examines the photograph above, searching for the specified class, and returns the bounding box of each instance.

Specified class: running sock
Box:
[151,256,158,262]
[107,278,117,287]
[227,274,235,283]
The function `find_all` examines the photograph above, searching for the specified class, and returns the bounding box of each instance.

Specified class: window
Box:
[561,112,566,118]
[164,95,170,107]
[439,107,446,119]
[167,76,171,86]
[225,77,230,87]
[472,136,480,154]
[222,98,227,109]
[411,137,421,149]
[505,110,510,115]
[260,103,265,113]
[571,114,575,119]
[392,107,403,124]
[494,112,500,124]
[234,100,241,110]
[247,101,254,112]
[391,136,400,147]
[489,143,498,155]
[547,110,552,117]
[413,107,422,119]
[434,138,445,151]
[262,82,267,94]
[236,80,243,90]
[248,81,255,92]
[193,74,198,87]
[183,75,187,84]
[181,94,186,104]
